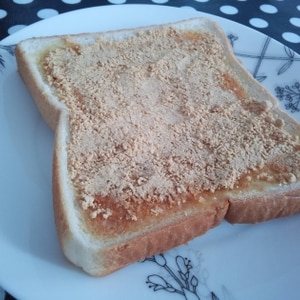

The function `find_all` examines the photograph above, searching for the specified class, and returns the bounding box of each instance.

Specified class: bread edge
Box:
[226,183,300,224]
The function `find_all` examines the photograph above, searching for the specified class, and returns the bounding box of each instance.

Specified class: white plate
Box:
[1,4,300,300]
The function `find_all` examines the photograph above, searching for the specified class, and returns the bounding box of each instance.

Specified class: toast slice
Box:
[15,17,300,276]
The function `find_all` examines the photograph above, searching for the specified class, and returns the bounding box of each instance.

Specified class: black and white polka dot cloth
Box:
[0,1,299,299]
[0,0,300,53]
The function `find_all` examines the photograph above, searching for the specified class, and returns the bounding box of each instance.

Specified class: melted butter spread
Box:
[42,26,300,222]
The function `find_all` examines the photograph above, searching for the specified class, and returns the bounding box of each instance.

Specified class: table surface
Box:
[0,1,300,299]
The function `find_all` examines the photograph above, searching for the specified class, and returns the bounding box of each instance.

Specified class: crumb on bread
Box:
[40,26,300,223]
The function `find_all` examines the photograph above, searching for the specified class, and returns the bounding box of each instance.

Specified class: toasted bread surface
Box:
[15,17,300,276]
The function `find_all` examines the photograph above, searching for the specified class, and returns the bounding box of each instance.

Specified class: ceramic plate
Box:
[0,4,300,300]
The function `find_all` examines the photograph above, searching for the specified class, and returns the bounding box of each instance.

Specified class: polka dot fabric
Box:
[0,0,299,53]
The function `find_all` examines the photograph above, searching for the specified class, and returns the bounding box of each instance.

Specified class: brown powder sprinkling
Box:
[41,26,300,221]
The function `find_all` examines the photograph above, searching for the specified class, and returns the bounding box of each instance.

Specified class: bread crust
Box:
[101,202,227,275]
[15,37,67,130]
[15,17,300,276]
[226,184,300,224]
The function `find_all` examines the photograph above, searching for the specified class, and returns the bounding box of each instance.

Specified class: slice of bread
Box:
[15,17,300,276]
